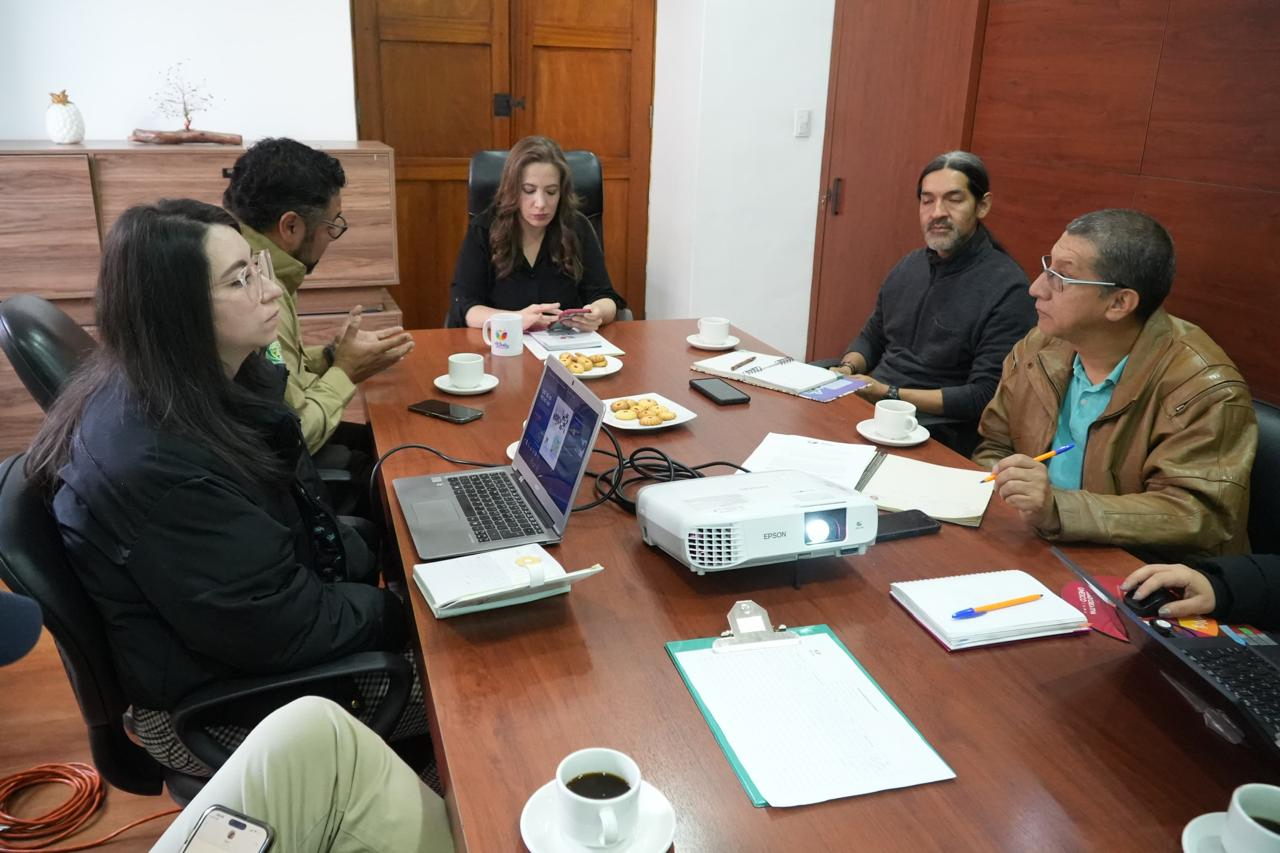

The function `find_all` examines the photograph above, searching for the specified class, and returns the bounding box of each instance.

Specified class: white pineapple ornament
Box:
[46,90,85,144]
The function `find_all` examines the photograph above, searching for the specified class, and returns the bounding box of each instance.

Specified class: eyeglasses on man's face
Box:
[1039,255,1119,293]
[220,249,275,301]
[320,213,348,240]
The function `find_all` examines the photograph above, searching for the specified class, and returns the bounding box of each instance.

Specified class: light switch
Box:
[794,109,812,138]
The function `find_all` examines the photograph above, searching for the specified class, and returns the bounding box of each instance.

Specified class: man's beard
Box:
[924,220,971,254]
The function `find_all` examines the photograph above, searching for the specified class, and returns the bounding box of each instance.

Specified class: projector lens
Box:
[803,508,846,544]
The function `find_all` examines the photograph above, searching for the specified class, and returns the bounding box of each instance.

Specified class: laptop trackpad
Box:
[412,499,464,528]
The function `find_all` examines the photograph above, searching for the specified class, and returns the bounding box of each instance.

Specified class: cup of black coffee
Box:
[555,748,641,847]
[1223,783,1280,852]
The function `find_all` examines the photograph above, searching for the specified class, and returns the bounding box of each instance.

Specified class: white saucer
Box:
[520,779,675,853]
[433,373,498,396]
[855,418,929,447]
[686,333,740,351]
[506,440,518,461]
[1182,812,1226,853]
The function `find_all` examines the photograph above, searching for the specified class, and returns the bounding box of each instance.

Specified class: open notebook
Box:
[692,351,839,396]
[890,569,1089,651]
[412,544,602,618]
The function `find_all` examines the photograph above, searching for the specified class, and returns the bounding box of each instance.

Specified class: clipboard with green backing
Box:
[665,601,954,808]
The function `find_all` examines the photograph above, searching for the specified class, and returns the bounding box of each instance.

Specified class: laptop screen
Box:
[515,359,604,518]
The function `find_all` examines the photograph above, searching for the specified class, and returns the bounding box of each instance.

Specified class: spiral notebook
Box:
[890,569,1089,651]
[692,351,839,395]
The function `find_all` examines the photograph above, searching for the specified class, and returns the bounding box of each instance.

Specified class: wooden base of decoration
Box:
[128,128,243,145]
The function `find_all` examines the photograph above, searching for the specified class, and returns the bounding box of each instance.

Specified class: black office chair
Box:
[1249,399,1280,555]
[449,149,632,326]
[0,453,413,803]
[0,294,95,409]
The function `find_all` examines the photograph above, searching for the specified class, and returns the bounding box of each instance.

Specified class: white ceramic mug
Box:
[1222,784,1280,853]
[697,317,730,344]
[873,399,918,440]
[482,312,524,356]
[555,748,641,848]
[447,352,484,389]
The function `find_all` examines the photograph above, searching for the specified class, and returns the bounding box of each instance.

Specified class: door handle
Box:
[830,177,843,216]
[493,94,527,117]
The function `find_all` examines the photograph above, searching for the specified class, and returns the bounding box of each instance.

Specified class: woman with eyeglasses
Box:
[448,135,626,331]
[26,200,426,778]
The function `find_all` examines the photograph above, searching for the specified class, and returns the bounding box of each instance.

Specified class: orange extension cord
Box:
[0,762,180,852]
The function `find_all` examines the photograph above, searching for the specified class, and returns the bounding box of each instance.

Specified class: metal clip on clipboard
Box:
[713,601,801,653]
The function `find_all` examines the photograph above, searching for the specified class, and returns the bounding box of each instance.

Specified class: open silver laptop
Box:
[393,356,605,561]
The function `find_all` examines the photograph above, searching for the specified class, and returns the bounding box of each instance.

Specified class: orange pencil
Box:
[980,443,1075,483]
[952,594,1042,619]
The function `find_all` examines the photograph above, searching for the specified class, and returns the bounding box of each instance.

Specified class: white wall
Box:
[647,0,835,357]
[0,1,356,140]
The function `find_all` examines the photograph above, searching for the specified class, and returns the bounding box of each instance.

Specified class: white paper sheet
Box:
[523,334,626,361]
[861,454,994,523]
[415,544,562,607]
[674,631,954,806]
[740,432,879,489]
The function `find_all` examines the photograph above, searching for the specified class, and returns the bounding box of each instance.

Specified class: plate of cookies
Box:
[556,351,623,379]
[601,393,697,431]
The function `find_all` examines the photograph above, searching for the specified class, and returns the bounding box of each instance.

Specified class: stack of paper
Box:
[524,331,625,361]
[412,544,602,618]
[890,570,1088,650]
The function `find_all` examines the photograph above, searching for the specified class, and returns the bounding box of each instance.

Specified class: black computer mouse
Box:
[1123,586,1180,618]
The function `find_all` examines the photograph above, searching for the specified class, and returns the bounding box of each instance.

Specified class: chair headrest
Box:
[467,149,604,219]
[1249,400,1280,554]
[0,295,96,410]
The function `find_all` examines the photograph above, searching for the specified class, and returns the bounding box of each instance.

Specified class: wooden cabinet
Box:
[0,140,402,456]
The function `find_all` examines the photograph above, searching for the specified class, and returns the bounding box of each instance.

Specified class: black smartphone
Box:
[875,509,941,542]
[690,377,750,405]
[408,399,484,424]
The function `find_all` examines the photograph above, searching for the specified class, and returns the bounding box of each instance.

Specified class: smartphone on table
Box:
[408,399,484,424]
[689,377,750,406]
[875,509,941,542]
[180,805,273,852]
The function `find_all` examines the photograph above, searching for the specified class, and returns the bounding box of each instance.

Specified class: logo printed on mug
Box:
[483,313,524,357]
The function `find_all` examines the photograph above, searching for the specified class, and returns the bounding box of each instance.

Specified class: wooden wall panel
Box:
[1134,178,1280,402]
[396,180,470,328]
[969,0,1166,173]
[531,48,631,157]
[0,156,100,299]
[979,157,1141,284]
[1142,0,1280,191]
[379,42,495,158]
[807,0,987,360]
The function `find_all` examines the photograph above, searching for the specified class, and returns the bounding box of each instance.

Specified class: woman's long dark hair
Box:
[489,135,584,281]
[27,199,287,488]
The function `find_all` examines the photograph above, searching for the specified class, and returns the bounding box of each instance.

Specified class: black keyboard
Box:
[1184,647,1280,731]
[448,472,544,543]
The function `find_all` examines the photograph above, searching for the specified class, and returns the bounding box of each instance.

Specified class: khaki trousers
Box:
[153,697,454,853]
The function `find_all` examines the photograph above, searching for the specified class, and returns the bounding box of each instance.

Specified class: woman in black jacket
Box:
[27,200,419,774]
[1122,556,1280,626]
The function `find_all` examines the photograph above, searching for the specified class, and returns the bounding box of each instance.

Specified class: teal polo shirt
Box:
[1048,354,1129,490]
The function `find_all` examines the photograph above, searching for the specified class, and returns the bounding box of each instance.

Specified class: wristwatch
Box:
[323,342,337,369]
[885,384,900,401]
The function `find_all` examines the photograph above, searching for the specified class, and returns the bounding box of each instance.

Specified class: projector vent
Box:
[686,524,742,568]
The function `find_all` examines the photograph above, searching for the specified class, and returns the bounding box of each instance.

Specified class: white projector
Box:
[636,470,877,575]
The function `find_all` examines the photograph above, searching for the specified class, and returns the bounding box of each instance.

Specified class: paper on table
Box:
[524,334,625,361]
[672,630,954,806]
[739,433,879,488]
[860,454,994,525]
[417,544,561,607]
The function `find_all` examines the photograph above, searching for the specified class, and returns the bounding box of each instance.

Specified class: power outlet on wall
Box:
[793,109,812,138]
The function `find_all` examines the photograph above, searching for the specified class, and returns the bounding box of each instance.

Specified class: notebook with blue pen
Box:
[666,621,954,807]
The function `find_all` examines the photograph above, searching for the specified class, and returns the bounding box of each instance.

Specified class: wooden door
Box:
[806,0,988,360]
[352,0,654,329]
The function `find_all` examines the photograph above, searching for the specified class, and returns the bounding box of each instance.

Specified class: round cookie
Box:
[639,414,663,426]
[615,409,639,420]
[610,399,632,412]
[658,409,676,421]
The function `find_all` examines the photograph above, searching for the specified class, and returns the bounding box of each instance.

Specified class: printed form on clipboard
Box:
[691,351,839,395]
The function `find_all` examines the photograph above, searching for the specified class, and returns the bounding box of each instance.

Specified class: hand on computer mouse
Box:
[1120,564,1216,618]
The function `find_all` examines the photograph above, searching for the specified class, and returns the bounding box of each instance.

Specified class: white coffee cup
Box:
[873,399,918,440]
[447,352,484,389]
[697,317,730,344]
[1221,784,1280,852]
[482,312,524,356]
[555,748,641,848]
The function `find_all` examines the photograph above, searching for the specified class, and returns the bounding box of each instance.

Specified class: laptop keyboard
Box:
[448,472,544,543]
[1184,647,1280,731]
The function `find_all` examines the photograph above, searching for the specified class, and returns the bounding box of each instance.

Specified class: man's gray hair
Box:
[1064,209,1175,321]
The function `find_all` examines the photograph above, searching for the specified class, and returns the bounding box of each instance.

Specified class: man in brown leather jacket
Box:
[974,209,1255,560]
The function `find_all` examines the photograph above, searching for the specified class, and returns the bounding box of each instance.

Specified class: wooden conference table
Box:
[363,320,1273,852]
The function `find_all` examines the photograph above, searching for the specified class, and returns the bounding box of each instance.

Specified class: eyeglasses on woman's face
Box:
[218,249,275,301]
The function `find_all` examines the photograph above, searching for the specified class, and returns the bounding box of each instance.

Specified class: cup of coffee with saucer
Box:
[856,399,929,447]
[520,747,676,852]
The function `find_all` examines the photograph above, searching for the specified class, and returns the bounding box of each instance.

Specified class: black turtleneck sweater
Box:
[845,226,1034,422]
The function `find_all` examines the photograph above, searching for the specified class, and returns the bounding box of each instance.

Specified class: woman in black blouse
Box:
[448,135,625,331]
